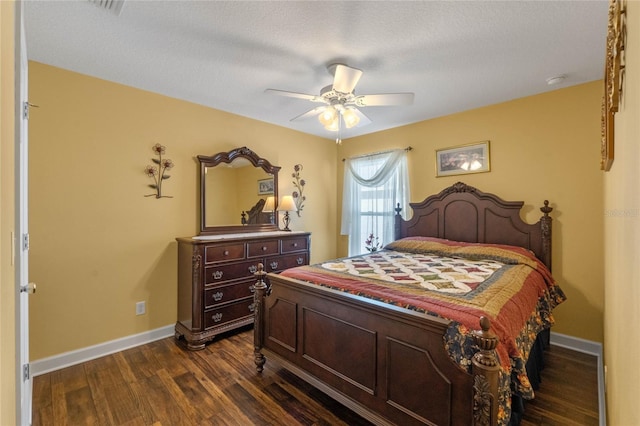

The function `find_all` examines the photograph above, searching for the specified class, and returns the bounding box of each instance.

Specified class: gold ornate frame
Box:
[601,0,626,171]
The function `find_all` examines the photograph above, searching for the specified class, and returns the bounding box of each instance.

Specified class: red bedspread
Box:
[279,236,566,418]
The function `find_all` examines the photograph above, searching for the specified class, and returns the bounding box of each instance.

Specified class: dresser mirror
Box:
[198,147,281,234]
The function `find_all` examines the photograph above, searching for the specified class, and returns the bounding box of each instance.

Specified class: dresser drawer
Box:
[204,280,256,308]
[281,237,308,253]
[247,239,279,258]
[205,259,260,284]
[265,252,308,273]
[205,243,245,264]
[204,298,255,329]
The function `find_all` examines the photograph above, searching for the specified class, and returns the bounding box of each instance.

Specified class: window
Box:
[341,149,410,256]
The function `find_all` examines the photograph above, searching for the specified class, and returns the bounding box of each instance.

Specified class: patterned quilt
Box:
[279,236,566,425]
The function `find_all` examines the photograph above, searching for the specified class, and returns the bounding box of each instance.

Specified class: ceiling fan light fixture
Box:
[342,108,360,128]
[318,107,337,127]
[324,118,340,131]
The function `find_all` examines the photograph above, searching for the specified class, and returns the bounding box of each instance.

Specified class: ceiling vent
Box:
[88,0,125,16]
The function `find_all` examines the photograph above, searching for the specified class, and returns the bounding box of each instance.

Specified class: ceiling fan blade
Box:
[265,89,325,103]
[354,93,415,107]
[290,106,326,122]
[332,64,363,94]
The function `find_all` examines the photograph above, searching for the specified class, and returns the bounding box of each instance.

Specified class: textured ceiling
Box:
[24,0,609,141]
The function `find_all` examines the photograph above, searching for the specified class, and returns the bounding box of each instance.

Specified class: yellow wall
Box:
[0,2,17,424]
[28,62,338,360]
[604,1,639,424]
[338,82,604,343]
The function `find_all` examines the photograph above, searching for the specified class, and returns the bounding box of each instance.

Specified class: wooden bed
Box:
[252,182,555,426]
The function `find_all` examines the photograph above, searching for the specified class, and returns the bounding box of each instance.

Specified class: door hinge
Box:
[23,364,30,381]
[23,233,29,251]
[23,102,39,120]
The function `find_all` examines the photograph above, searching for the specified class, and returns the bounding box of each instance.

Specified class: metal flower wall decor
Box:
[292,164,306,216]
[144,143,174,198]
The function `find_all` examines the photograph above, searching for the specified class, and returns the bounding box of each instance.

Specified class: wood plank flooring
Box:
[521,344,600,426]
[32,326,599,426]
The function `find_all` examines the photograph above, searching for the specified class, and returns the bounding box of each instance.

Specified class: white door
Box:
[16,3,33,425]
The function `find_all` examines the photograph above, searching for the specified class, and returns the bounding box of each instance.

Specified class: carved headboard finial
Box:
[239,146,253,155]
[450,182,478,194]
[540,200,553,217]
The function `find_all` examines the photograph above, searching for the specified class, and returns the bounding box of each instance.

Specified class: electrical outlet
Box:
[136,301,146,316]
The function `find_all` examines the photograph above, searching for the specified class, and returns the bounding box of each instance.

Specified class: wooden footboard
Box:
[253,265,500,426]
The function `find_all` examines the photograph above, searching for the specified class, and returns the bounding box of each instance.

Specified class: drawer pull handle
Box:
[248,265,257,273]
[292,243,298,247]
[296,257,304,265]
[270,261,279,270]
[212,291,223,302]
[249,303,256,313]
[223,250,229,256]
[212,313,223,323]
[262,246,267,251]
[213,271,223,280]
[249,284,255,293]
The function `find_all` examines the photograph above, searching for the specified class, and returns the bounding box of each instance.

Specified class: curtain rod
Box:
[342,146,413,162]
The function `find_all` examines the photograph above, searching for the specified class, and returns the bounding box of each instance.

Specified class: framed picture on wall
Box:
[257,177,274,195]
[435,141,491,177]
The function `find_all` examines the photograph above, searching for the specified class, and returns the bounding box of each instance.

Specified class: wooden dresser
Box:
[175,231,310,350]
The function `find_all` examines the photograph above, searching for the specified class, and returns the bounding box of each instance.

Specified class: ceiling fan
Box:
[265,64,414,143]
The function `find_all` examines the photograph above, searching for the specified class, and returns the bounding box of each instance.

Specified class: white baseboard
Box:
[550,332,606,426]
[30,324,175,377]
[550,331,601,356]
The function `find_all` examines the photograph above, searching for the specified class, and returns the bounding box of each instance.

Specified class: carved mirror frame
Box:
[198,147,281,235]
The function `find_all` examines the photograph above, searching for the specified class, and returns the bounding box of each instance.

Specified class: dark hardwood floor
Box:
[32,327,599,425]
[521,344,600,426]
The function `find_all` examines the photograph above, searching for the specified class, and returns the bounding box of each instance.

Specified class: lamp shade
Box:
[318,107,337,127]
[262,196,275,212]
[342,108,360,128]
[324,117,339,131]
[277,195,298,212]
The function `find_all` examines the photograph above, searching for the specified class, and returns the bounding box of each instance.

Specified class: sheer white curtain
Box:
[341,149,410,256]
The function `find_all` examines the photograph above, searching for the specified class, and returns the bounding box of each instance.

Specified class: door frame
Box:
[15,1,31,424]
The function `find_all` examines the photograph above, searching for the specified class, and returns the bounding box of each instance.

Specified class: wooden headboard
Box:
[243,198,272,225]
[394,182,553,270]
